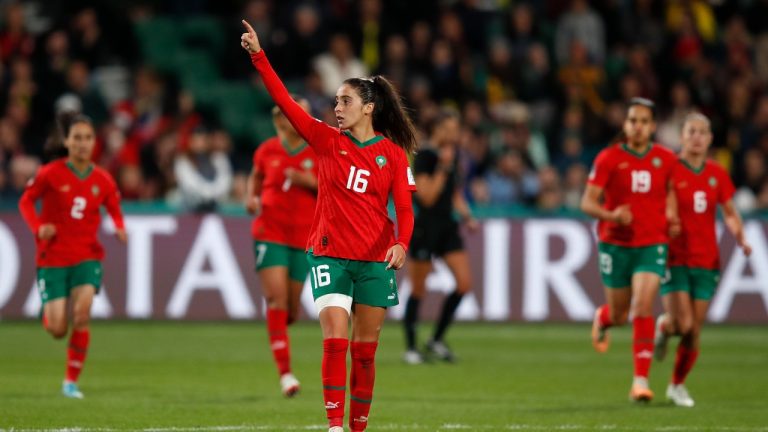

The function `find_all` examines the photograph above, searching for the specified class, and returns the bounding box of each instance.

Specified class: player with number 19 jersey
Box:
[18,158,125,267]
[588,143,677,247]
[251,50,416,262]
[668,159,735,269]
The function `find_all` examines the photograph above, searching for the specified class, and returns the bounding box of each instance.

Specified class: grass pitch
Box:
[0,321,766,431]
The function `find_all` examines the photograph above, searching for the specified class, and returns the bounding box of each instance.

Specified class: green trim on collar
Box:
[66,161,94,179]
[680,158,705,174]
[282,139,308,156]
[620,142,653,158]
[343,131,384,148]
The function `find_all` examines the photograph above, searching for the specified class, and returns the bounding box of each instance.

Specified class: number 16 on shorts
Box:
[311,264,331,288]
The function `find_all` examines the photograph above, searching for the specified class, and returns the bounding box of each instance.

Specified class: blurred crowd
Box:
[3,0,768,214]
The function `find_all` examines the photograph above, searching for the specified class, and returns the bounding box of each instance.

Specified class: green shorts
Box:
[661,266,719,301]
[306,252,398,310]
[36,260,102,305]
[598,243,668,289]
[254,241,310,283]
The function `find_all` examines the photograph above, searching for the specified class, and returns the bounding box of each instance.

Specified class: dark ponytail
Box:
[43,111,94,161]
[343,76,418,155]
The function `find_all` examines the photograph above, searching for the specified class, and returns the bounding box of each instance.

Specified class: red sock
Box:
[266,308,291,376]
[349,342,378,432]
[599,304,613,329]
[633,317,654,378]
[323,338,348,428]
[66,329,90,382]
[672,345,699,385]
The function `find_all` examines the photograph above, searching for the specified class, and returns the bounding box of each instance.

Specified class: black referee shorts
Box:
[409,220,464,261]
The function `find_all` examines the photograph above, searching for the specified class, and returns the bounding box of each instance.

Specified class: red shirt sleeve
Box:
[18,166,48,234]
[250,51,335,154]
[587,148,611,189]
[102,173,125,230]
[717,165,736,204]
[392,148,416,250]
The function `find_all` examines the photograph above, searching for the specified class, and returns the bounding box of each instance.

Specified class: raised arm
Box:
[241,20,327,147]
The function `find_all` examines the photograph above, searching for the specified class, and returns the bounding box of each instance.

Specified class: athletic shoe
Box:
[628,376,654,402]
[591,307,610,353]
[654,314,669,361]
[425,340,455,362]
[403,349,425,365]
[328,427,344,432]
[280,373,300,397]
[666,383,695,407]
[62,381,84,399]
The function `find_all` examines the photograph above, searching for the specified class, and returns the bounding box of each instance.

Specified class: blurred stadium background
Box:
[1,0,767,430]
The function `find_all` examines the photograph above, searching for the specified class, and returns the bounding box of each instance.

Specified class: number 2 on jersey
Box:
[71,196,87,219]
[346,166,370,193]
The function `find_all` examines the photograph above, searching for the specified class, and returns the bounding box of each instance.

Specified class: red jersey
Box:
[18,159,125,267]
[587,142,677,247]
[668,159,735,269]
[251,50,416,262]
[252,136,318,248]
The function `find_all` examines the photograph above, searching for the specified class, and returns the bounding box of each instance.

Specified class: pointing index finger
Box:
[241,19,256,35]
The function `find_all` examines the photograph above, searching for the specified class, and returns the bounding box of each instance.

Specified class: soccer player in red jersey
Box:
[653,113,751,407]
[241,21,416,432]
[247,99,318,397]
[18,113,126,399]
[581,98,679,402]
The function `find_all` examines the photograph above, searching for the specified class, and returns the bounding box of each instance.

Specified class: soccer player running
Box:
[18,112,126,399]
[402,110,478,364]
[246,99,318,397]
[241,21,417,432]
[581,98,679,402]
[654,113,751,407]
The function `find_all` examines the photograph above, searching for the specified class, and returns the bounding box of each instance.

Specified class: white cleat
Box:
[328,427,344,432]
[654,314,669,361]
[402,349,425,365]
[667,383,695,407]
[280,373,300,397]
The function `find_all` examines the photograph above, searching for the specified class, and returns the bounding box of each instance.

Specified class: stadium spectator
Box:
[173,126,233,212]
[555,0,605,65]
[314,33,368,98]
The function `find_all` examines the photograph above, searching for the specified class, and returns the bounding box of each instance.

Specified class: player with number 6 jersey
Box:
[653,113,751,408]
[582,98,678,403]
[241,20,416,432]
[18,112,126,400]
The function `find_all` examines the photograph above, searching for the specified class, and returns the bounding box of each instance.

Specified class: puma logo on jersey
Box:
[270,160,280,167]
[59,184,71,192]
[618,162,629,169]
[339,150,348,155]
